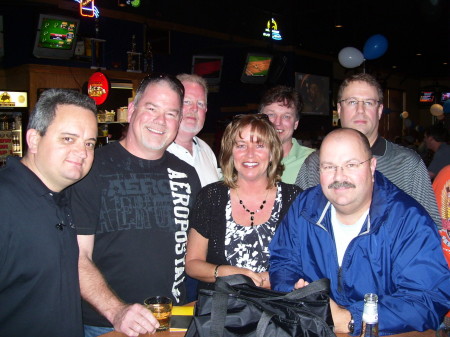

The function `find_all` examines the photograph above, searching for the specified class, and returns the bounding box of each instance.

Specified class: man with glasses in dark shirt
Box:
[296,73,441,228]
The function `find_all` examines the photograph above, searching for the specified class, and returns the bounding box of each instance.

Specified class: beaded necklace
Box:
[235,189,270,227]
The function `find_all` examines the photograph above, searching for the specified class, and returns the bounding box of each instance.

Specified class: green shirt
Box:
[281,139,315,184]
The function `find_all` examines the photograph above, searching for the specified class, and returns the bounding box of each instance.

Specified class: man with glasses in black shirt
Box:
[296,73,441,229]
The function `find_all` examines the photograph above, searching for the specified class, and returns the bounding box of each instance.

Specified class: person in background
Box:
[186,114,302,290]
[259,85,314,184]
[270,128,450,336]
[296,73,441,229]
[167,74,221,302]
[424,124,450,180]
[167,73,221,186]
[0,89,98,337]
[69,74,201,337]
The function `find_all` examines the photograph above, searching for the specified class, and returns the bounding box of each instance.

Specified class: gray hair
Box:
[176,73,208,102]
[28,89,97,135]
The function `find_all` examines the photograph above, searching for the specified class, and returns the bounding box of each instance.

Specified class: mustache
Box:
[328,181,356,189]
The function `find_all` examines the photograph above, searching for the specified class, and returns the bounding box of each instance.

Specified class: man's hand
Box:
[294,278,309,289]
[329,299,352,333]
[110,303,160,337]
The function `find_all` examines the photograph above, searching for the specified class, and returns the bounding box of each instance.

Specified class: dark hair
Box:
[134,73,185,108]
[259,85,302,120]
[220,114,284,189]
[425,124,448,143]
[28,89,97,135]
[337,73,384,102]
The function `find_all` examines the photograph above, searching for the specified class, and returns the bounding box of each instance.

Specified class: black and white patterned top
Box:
[224,183,282,272]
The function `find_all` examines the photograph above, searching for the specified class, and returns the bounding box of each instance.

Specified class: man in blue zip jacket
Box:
[270,128,450,336]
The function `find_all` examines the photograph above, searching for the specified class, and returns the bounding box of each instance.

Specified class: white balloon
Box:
[338,47,364,68]
[430,104,444,116]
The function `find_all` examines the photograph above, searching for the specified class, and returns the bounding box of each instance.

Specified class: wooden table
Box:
[99,302,437,337]
[100,329,436,337]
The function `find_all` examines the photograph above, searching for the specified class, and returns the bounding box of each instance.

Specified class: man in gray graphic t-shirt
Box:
[69,74,201,337]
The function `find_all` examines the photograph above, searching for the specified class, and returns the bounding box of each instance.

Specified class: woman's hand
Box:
[257,271,271,289]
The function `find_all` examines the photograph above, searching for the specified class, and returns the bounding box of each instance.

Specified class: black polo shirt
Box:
[0,157,82,337]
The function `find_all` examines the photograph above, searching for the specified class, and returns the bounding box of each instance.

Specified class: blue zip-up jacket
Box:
[269,171,450,336]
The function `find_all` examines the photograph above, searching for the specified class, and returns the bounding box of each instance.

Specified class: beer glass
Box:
[144,296,173,331]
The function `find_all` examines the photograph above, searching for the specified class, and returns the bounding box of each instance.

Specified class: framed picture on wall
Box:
[295,73,330,116]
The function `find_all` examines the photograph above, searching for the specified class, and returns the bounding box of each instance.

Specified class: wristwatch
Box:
[348,316,355,334]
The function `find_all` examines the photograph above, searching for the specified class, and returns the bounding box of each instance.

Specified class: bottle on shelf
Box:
[360,293,379,337]
[14,114,21,130]
[0,114,8,130]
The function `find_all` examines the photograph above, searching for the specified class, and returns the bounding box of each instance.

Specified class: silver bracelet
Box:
[214,264,221,279]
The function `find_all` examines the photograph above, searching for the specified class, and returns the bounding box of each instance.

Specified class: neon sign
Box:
[262,18,282,41]
[74,0,100,18]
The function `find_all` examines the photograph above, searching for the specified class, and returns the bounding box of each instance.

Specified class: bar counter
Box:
[98,302,437,337]
[100,330,436,337]
[100,328,436,337]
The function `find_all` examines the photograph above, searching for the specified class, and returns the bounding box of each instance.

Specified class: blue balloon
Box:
[363,34,388,60]
[382,107,392,114]
[444,100,450,114]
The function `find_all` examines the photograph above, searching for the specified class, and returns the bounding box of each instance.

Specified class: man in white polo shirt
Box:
[168,73,221,187]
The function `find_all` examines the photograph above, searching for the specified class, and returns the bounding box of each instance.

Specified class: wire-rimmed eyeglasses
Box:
[138,73,185,97]
[338,97,381,110]
[319,158,372,174]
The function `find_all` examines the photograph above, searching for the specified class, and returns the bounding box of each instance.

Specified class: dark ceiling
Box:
[112,0,449,80]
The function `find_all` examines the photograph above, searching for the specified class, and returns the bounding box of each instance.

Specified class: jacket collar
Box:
[304,171,390,234]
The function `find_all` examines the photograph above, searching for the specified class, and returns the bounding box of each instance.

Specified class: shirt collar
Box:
[6,156,54,197]
[371,136,386,156]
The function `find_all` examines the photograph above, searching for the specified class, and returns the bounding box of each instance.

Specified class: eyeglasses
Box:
[338,98,381,110]
[138,73,185,97]
[319,158,372,174]
[184,99,206,110]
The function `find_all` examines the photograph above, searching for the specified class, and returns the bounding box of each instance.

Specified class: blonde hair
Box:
[219,114,284,189]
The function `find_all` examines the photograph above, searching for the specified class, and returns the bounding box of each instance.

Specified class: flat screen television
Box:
[33,14,80,59]
[419,91,435,104]
[440,92,450,103]
[240,53,273,84]
[192,55,223,84]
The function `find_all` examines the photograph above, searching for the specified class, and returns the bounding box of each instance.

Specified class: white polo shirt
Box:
[167,136,222,187]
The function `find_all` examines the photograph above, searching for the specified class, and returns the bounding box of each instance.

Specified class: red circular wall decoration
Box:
[87,72,110,105]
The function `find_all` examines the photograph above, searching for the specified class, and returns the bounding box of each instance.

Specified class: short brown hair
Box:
[337,73,383,102]
[259,85,302,120]
[220,114,284,189]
